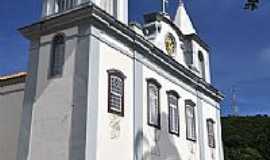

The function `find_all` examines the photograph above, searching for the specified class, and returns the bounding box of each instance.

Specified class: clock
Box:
[165,33,176,56]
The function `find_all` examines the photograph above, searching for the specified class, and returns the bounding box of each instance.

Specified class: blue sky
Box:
[1,0,270,115]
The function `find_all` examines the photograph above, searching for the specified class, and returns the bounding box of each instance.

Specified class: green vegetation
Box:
[222,115,270,160]
[244,0,260,11]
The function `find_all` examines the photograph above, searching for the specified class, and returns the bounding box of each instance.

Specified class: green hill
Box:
[222,115,270,160]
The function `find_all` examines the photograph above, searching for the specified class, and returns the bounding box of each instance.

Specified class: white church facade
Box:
[0,0,224,160]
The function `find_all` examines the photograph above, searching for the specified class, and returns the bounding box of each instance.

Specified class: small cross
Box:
[179,0,183,5]
[161,0,168,14]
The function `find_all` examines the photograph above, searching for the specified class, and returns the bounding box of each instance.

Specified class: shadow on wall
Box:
[135,113,182,160]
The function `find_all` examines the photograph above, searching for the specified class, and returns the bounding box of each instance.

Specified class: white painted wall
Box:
[201,99,221,160]
[191,40,211,83]
[95,33,134,160]
[88,22,222,160]
[0,83,25,160]
[141,60,201,160]
[23,4,222,160]
[27,27,78,160]
[147,21,187,68]
[140,60,221,160]
[145,19,211,84]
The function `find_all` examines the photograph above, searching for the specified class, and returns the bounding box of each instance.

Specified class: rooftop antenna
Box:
[231,86,239,116]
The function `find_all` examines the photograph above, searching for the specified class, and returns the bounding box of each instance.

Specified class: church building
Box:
[0,0,224,160]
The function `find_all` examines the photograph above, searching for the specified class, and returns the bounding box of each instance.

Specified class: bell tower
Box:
[18,0,131,159]
[99,0,128,23]
[42,0,128,23]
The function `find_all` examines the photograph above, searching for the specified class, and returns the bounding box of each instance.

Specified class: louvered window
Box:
[108,69,126,116]
[167,91,180,136]
[198,51,206,80]
[185,100,196,141]
[207,119,216,148]
[147,78,161,128]
[49,34,65,78]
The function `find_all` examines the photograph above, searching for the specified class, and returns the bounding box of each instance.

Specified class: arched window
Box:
[147,78,161,128]
[107,69,126,116]
[167,90,180,136]
[198,51,206,80]
[185,99,196,141]
[49,34,65,78]
[207,119,216,148]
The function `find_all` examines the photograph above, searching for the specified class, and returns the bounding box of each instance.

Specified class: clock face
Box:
[165,33,176,56]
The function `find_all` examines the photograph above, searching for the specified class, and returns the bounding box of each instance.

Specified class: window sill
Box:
[147,122,161,129]
[169,130,179,137]
[186,137,197,142]
[108,109,124,117]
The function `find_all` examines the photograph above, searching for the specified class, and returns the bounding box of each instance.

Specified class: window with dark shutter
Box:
[167,90,180,136]
[147,78,161,129]
[185,100,196,141]
[198,51,206,80]
[107,69,126,117]
[207,119,216,148]
[49,34,65,78]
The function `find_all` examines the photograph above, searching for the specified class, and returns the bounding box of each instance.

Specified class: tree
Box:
[244,0,260,11]
[222,116,270,160]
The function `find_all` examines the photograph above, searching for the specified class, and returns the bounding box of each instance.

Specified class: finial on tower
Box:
[179,0,183,6]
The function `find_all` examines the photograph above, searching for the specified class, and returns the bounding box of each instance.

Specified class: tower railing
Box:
[54,0,78,14]
[43,0,94,18]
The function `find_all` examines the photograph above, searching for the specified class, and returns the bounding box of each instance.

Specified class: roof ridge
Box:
[0,72,27,81]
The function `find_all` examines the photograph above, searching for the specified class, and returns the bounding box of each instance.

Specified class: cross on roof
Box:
[179,0,183,5]
[161,0,184,15]
[161,0,168,14]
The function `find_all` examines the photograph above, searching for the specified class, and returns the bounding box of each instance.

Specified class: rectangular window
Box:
[185,100,196,141]
[49,35,65,78]
[108,69,126,117]
[207,119,216,148]
[147,78,161,128]
[167,91,180,136]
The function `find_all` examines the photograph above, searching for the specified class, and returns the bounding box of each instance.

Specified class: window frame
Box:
[107,69,126,117]
[167,90,180,136]
[198,51,206,80]
[185,99,197,142]
[147,78,161,129]
[49,34,65,79]
[207,118,216,148]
